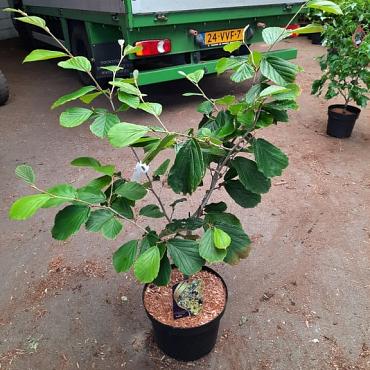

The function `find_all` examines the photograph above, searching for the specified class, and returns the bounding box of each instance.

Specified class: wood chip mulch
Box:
[144,269,226,328]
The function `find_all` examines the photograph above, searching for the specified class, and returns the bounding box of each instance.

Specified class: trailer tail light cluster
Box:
[286,24,300,38]
[135,39,171,57]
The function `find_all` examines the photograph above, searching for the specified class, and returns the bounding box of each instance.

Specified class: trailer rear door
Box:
[131,0,304,14]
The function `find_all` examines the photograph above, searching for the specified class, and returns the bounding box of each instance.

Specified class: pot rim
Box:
[142,265,228,331]
[328,104,361,115]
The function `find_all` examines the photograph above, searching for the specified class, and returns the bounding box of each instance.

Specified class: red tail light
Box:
[287,24,300,38]
[135,39,171,57]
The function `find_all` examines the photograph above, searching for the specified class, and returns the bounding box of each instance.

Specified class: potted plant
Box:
[312,0,369,138]
[6,1,342,362]
[0,69,9,106]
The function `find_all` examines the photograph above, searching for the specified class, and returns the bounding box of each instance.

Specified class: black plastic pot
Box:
[327,104,361,138]
[311,33,323,45]
[143,266,228,361]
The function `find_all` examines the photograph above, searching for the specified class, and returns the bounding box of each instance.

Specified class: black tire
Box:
[0,70,9,106]
[70,23,96,85]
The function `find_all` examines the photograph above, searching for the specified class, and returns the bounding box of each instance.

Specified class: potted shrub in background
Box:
[312,0,369,138]
[5,1,342,362]
[0,69,9,106]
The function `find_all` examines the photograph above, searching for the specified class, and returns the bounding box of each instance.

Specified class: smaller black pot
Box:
[311,33,323,45]
[143,266,228,361]
[327,104,361,138]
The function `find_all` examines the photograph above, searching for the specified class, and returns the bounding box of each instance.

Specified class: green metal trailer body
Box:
[9,0,304,84]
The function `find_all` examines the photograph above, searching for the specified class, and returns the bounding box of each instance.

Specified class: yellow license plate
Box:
[204,28,244,46]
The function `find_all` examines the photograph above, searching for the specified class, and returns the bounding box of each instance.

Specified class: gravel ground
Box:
[0,37,369,370]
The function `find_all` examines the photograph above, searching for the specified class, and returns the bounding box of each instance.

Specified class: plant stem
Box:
[129,147,171,222]
[133,79,169,133]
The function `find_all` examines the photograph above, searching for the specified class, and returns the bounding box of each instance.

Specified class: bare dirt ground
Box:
[0,37,369,370]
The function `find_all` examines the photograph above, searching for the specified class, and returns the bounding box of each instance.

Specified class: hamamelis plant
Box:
[311,0,369,109]
[6,1,341,286]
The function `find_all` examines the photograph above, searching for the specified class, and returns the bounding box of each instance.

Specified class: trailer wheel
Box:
[0,70,9,106]
[70,24,96,85]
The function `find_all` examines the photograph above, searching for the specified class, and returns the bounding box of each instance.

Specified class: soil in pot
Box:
[143,268,227,361]
[327,104,361,138]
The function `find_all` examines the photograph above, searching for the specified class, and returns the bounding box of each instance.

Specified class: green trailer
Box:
[9,0,304,85]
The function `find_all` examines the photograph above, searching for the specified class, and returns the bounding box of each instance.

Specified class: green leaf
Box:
[231,157,271,194]
[153,159,171,177]
[215,56,244,74]
[271,83,301,101]
[224,41,242,53]
[260,85,290,98]
[182,92,203,97]
[77,186,106,204]
[3,8,24,14]
[181,69,205,84]
[167,239,205,276]
[15,165,35,184]
[90,112,120,138]
[199,229,227,263]
[231,62,254,83]
[215,95,236,106]
[263,106,288,123]
[51,205,90,240]
[43,184,77,208]
[71,156,100,168]
[86,210,114,232]
[215,111,235,138]
[197,100,214,115]
[213,227,231,249]
[225,180,261,208]
[85,209,122,239]
[262,27,291,46]
[260,56,299,86]
[253,138,289,177]
[80,91,103,104]
[143,134,176,164]
[204,213,251,265]
[140,204,164,218]
[109,81,141,96]
[52,86,96,109]
[60,107,93,128]
[153,255,171,286]
[71,157,115,176]
[87,175,112,190]
[292,24,324,34]
[134,246,160,283]
[118,91,140,109]
[15,16,46,29]
[124,44,143,55]
[113,240,138,273]
[237,109,255,128]
[23,49,68,63]
[111,197,134,219]
[58,56,92,73]
[101,217,123,240]
[248,51,263,67]
[140,230,160,255]
[204,202,227,213]
[108,123,149,148]
[9,194,51,220]
[245,84,263,104]
[168,139,205,195]
[307,0,343,15]
[138,102,162,116]
[115,181,147,201]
